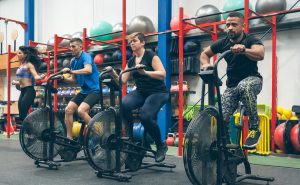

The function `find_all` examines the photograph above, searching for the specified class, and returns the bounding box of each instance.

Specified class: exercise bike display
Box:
[84,66,176,182]
[19,71,86,169]
[183,50,275,185]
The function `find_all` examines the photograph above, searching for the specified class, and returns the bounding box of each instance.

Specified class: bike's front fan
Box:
[85,109,127,172]
[183,107,219,185]
[19,108,65,161]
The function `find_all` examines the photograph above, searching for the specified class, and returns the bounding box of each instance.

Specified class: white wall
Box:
[1,0,300,109]
[0,0,24,53]
[35,0,158,44]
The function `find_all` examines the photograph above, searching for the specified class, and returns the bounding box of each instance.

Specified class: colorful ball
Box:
[170,14,191,35]
[274,123,286,151]
[283,109,293,120]
[94,54,104,65]
[223,0,253,20]
[277,106,284,115]
[290,124,300,152]
[72,122,81,138]
[89,21,113,41]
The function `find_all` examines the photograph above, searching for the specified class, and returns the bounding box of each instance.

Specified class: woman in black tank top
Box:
[105,32,169,162]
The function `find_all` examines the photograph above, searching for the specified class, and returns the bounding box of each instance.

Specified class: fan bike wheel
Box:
[19,108,66,161]
[85,109,127,172]
[183,107,219,185]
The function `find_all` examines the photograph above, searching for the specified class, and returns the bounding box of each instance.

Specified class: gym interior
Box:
[1,0,300,185]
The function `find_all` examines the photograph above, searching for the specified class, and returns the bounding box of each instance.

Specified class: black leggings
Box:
[18,86,36,121]
[121,90,169,147]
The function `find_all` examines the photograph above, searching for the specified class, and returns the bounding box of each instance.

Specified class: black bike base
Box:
[96,161,176,182]
[34,160,61,170]
[123,161,176,172]
[236,174,275,184]
[34,156,87,170]
[96,171,132,182]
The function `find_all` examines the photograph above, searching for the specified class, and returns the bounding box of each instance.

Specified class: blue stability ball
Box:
[112,23,129,39]
[126,49,132,60]
[184,41,199,52]
[195,5,221,25]
[89,21,113,41]
[112,50,122,61]
[223,0,253,20]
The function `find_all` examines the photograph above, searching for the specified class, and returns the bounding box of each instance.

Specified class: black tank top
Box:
[127,50,167,94]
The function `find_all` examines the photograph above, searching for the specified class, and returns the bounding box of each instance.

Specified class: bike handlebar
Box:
[99,68,113,79]
[119,65,146,76]
[213,50,232,72]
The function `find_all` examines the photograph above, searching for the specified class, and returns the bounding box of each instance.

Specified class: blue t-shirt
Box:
[70,51,100,94]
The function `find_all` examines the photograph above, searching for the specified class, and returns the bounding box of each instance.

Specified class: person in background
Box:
[12,46,46,122]
[200,11,265,148]
[61,38,100,140]
[106,32,169,162]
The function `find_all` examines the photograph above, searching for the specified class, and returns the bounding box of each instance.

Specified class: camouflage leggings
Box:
[222,76,262,129]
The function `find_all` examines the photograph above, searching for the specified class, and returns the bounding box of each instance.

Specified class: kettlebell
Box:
[66,87,71,96]
[70,87,76,96]
[133,123,139,140]
[170,81,179,92]
[133,122,144,140]
[174,133,179,147]
[183,81,189,91]
[166,133,175,146]
[72,121,82,138]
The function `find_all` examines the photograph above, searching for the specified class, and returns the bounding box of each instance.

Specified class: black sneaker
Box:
[155,143,168,162]
[244,129,261,149]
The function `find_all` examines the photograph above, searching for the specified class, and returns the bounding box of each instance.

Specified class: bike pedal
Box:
[121,136,130,141]
[53,130,61,134]
[242,145,256,150]
[226,144,240,149]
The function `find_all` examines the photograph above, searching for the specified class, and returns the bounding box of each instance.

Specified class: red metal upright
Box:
[6,45,16,138]
[83,28,87,51]
[244,0,250,33]
[121,0,127,97]
[53,34,60,112]
[271,16,277,152]
[178,6,184,156]
[6,45,12,138]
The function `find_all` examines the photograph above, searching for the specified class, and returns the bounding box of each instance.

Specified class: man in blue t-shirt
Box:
[200,12,265,148]
[62,38,100,139]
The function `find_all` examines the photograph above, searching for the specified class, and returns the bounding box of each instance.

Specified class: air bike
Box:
[183,50,275,185]
[84,66,176,182]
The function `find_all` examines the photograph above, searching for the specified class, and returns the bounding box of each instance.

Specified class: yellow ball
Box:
[63,73,71,78]
[277,106,284,115]
[283,109,293,119]
[290,116,298,120]
[72,122,81,138]
[277,113,282,120]
[281,114,288,120]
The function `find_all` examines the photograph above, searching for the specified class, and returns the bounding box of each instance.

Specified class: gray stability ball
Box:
[127,15,156,35]
[255,0,287,14]
[112,23,128,39]
[195,5,221,25]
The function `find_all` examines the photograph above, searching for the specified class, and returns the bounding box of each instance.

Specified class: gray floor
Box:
[0,139,299,185]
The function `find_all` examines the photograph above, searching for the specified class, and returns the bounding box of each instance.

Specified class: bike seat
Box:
[103,78,119,91]
[198,70,222,86]
[292,105,300,116]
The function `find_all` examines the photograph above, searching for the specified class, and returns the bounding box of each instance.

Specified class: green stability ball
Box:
[223,0,253,20]
[89,21,113,41]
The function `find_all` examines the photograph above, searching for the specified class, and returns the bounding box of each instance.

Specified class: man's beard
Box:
[227,31,242,40]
